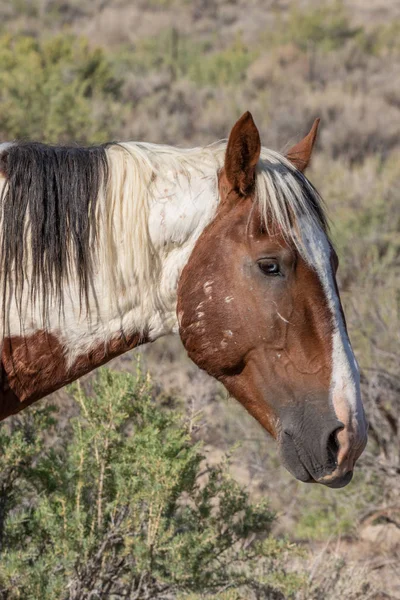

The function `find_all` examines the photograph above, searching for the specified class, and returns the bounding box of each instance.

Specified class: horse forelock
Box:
[253,148,329,258]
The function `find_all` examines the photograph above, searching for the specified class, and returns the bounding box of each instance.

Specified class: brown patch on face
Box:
[180,112,362,486]
[177,182,334,438]
[0,329,146,420]
[178,161,358,486]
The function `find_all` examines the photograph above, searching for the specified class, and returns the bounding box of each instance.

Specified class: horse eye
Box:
[258,260,281,276]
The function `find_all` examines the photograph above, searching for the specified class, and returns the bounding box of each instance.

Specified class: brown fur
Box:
[286,118,320,172]
[0,330,146,420]
[178,114,330,433]
[177,181,334,438]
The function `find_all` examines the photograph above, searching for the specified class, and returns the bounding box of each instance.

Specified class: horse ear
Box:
[225,111,261,196]
[286,118,320,172]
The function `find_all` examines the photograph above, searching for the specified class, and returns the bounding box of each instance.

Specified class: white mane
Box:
[101,141,326,306]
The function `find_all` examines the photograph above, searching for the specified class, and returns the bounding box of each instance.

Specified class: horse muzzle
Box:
[278,403,368,488]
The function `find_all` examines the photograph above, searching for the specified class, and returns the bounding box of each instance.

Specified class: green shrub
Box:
[268,2,360,53]
[116,29,254,87]
[4,0,39,19]
[114,28,207,81]
[186,35,256,87]
[362,20,400,56]
[0,365,300,599]
[0,34,123,143]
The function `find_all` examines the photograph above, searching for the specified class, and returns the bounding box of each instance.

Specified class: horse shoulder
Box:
[0,329,147,420]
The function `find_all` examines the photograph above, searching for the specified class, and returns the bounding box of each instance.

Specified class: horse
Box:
[0,112,368,487]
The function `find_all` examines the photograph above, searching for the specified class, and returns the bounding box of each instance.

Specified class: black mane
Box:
[0,142,111,323]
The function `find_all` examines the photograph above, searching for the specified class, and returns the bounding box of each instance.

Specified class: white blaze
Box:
[299,218,367,464]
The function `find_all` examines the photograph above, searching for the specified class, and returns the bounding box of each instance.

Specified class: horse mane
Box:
[116,141,328,244]
[0,142,110,325]
[0,138,328,329]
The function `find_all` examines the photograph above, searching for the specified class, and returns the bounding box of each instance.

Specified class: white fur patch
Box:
[299,218,367,454]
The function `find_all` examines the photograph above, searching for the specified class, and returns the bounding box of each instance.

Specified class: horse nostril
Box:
[326,429,340,465]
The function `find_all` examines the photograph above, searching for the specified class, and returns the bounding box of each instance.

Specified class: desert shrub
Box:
[115,29,254,87]
[296,554,372,600]
[0,365,300,599]
[0,0,107,29]
[113,28,205,81]
[271,2,360,53]
[0,404,57,553]
[317,154,400,366]
[186,35,255,87]
[2,0,39,20]
[361,20,400,57]
[0,33,123,143]
[136,0,186,7]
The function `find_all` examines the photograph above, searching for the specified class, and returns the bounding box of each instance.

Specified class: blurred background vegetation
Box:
[0,0,399,598]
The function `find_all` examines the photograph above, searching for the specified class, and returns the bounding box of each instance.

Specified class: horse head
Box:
[178,113,368,488]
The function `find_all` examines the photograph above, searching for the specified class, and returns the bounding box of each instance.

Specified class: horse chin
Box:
[281,459,353,488]
[280,454,354,488]
[284,463,314,484]
[319,470,353,488]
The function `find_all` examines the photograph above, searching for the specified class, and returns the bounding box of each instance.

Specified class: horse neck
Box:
[7,152,220,357]
[0,146,221,413]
